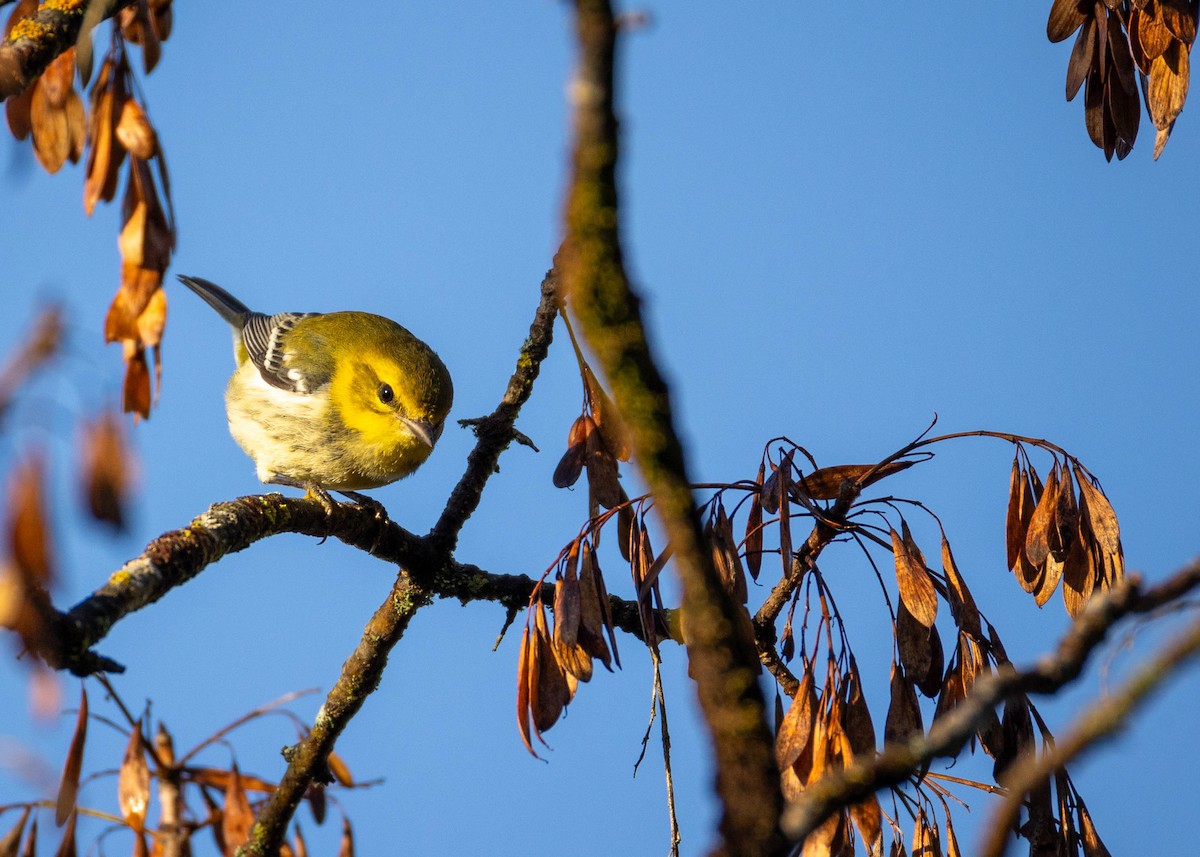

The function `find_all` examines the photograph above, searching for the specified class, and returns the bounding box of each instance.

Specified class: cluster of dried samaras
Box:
[1005,451,1123,617]
[3,0,175,417]
[1049,0,1197,159]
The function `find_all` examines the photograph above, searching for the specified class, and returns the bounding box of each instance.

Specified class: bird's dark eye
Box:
[377,383,394,404]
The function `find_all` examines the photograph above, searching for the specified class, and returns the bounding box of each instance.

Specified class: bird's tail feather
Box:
[177,275,251,327]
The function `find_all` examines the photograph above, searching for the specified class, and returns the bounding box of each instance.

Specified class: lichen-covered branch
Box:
[781,558,1200,846]
[238,569,427,857]
[48,490,660,676]
[559,3,783,854]
[0,0,129,99]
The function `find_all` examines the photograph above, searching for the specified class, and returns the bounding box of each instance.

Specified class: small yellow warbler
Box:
[178,275,453,501]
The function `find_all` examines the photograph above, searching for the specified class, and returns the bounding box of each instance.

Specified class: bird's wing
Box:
[241,311,325,393]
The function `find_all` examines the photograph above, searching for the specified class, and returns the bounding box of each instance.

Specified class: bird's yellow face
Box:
[330,348,453,475]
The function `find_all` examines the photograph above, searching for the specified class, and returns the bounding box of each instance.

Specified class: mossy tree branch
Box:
[558,2,783,855]
[0,0,130,100]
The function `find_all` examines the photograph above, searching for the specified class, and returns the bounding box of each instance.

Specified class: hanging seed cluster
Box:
[4,0,176,418]
[1049,0,1197,160]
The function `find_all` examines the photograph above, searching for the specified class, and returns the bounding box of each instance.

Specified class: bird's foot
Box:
[339,490,390,524]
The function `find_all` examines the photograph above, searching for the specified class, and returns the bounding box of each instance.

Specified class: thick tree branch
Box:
[781,557,1200,846]
[559,3,783,855]
[0,0,129,100]
[51,491,657,675]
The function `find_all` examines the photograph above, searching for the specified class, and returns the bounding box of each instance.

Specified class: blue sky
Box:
[3,4,1199,855]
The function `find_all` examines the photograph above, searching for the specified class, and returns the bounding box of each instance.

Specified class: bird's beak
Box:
[399,416,437,449]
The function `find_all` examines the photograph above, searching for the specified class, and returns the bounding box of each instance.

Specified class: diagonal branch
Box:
[238,568,428,857]
[559,3,783,854]
[428,269,558,552]
[781,557,1200,846]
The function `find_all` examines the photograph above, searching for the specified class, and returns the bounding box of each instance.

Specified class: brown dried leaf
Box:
[30,83,70,174]
[338,815,354,857]
[531,605,570,732]
[1035,555,1065,607]
[9,453,54,587]
[582,368,630,461]
[553,567,592,682]
[577,541,612,670]
[616,499,634,562]
[18,817,35,857]
[1139,5,1175,60]
[1067,14,1096,100]
[1161,0,1198,44]
[1050,463,1078,561]
[516,624,535,755]
[115,98,158,160]
[840,664,876,761]
[118,720,151,833]
[941,535,981,640]
[891,525,937,628]
[56,685,87,826]
[1048,0,1088,42]
[883,663,922,748]
[327,752,353,787]
[584,428,622,509]
[1147,41,1189,132]
[760,460,781,515]
[0,807,30,857]
[793,460,916,501]
[293,824,308,857]
[1077,797,1112,857]
[916,622,944,700]
[993,698,1034,788]
[895,599,932,690]
[1004,456,1024,570]
[1025,463,1060,571]
[711,502,747,603]
[1073,464,1122,556]
[848,794,883,857]
[745,462,764,580]
[5,84,33,140]
[1061,524,1094,618]
[83,59,126,216]
[776,668,817,771]
[50,808,75,857]
[222,764,254,856]
[80,410,134,530]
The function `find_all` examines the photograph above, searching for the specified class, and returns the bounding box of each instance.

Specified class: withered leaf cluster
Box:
[1049,0,1198,159]
[553,366,632,527]
[535,428,1125,855]
[776,660,883,856]
[3,684,363,857]
[3,1,84,174]
[517,539,621,756]
[4,2,176,418]
[1005,450,1124,618]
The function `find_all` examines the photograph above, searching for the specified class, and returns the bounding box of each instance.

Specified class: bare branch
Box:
[237,569,426,857]
[428,269,558,552]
